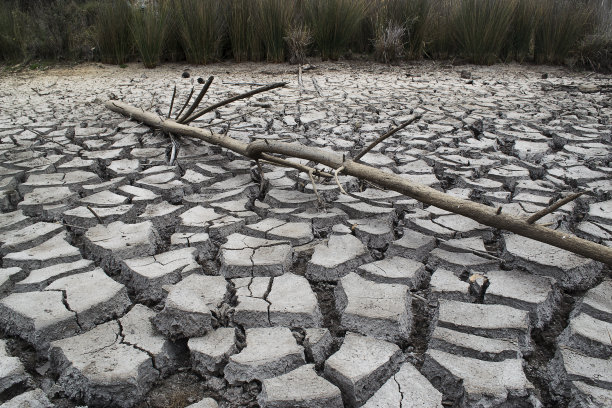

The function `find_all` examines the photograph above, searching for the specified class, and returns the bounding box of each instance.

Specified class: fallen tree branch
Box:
[105,100,612,265]
[527,192,584,224]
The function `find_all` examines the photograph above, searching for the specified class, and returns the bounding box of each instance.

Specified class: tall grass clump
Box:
[306,0,368,60]
[131,1,170,68]
[534,0,596,64]
[505,0,536,61]
[95,0,133,64]
[172,0,224,64]
[451,0,518,64]
[228,0,263,62]
[256,0,294,62]
[578,0,612,72]
[424,0,454,58]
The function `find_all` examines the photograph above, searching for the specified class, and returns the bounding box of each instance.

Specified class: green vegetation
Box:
[95,0,132,64]
[451,0,518,65]
[0,0,609,72]
[172,0,223,64]
[131,2,170,68]
[534,0,596,64]
[305,0,369,60]
[257,0,295,62]
[227,0,263,62]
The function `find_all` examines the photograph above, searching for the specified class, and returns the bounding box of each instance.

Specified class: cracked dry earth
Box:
[0,61,610,408]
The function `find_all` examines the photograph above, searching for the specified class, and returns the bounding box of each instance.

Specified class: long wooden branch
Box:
[105,100,612,265]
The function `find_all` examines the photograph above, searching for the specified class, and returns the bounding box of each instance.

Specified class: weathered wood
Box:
[527,192,585,224]
[105,100,612,265]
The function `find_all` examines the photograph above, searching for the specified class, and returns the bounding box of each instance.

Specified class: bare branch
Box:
[86,206,103,224]
[178,76,214,123]
[527,192,585,224]
[174,87,194,120]
[167,85,176,119]
[308,169,323,206]
[353,114,421,162]
[183,82,288,124]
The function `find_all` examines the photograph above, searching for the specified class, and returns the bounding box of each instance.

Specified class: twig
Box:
[527,192,585,224]
[222,81,268,86]
[308,169,323,206]
[311,78,322,97]
[256,160,267,199]
[178,76,214,123]
[411,293,428,303]
[168,134,179,165]
[353,114,421,162]
[167,85,177,118]
[147,92,157,111]
[334,166,348,195]
[174,87,194,120]
[183,82,287,124]
[437,237,502,261]
[298,65,304,90]
[86,206,103,224]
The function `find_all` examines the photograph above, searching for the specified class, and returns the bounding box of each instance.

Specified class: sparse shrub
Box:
[95,0,133,64]
[374,22,406,63]
[172,0,224,64]
[451,0,518,65]
[131,1,170,68]
[285,25,313,64]
[377,0,431,58]
[534,0,596,64]
[256,0,294,62]
[306,0,368,60]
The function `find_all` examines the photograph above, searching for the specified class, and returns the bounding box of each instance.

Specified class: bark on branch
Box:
[105,100,612,265]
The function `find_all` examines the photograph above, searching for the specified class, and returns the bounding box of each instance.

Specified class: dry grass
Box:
[374,23,406,63]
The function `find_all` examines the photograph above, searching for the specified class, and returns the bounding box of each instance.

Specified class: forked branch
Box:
[105,98,612,265]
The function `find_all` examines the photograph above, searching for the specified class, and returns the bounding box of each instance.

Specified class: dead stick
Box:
[178,76,214,123]
[86,206,103,224]
[222,82,268,86]
[167,85,176,118]
[308,169,323,206]
[106,100,612,265]
[175,87,194,120]
[183,82,287,124]
[353,114,421,162]
[527,192,584,224]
